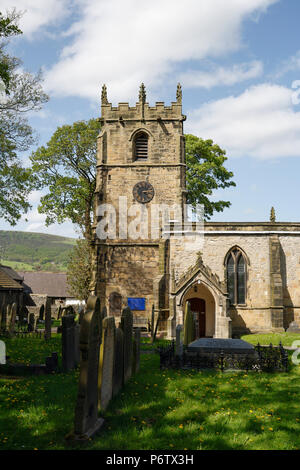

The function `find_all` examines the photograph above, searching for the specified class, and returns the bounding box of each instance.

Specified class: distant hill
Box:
[0,231,76,272]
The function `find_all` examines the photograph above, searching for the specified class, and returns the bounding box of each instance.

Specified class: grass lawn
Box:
[242,332,300,347]
[0,334,299,450]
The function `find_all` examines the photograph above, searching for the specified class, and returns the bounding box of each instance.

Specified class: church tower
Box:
[91,84,186,324]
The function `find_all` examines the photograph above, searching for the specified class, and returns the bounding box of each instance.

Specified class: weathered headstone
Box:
[74,323,80,366]
[44,298,52,340]
[175,324,184,356]
[287,321,300,333]
[19,305,27,324]
[183,301,195,346]
[1,305,7,330]
[0,339,6,364]
[98,316,116,411]
[120,306,133,384]
[8,303,17,336]
[28,312,37,332]
[57,305,63,320]
[101,306,107,319]
[39,304,45,321]
[5,304,12,331]
[62,314,76,372]
[132,328,141,374]
[150,304,155,337]
[69,296,103,441]
[78,305,85,325]
[112,327,124,397]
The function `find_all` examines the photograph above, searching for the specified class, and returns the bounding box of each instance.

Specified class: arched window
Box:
[134,132,148,160]
[226,248,247,305]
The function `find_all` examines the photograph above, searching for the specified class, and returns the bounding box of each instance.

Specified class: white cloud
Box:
[186,83,300,159]
[179,61,263,89]
[275,50,300,78]
[1,0,71,37]
[21,207,77,237]
[43,0,278,102]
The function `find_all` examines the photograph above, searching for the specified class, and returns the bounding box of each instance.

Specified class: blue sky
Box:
[1,0,300,238]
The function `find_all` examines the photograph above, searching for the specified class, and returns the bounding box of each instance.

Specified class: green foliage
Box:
[0,9,22,94]
[0,9,48,224]
[30,119,100,240]
[66,238,92,301]
[185,134,236,219]
[0,230,75,272]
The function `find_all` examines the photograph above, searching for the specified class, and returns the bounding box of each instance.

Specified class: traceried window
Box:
[226,248,247,305]
[134,132,148,160]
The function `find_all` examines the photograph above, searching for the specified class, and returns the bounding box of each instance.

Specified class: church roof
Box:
[18,271,73,298]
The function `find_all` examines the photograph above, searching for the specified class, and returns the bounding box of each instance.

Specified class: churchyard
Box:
[0,307,300,450]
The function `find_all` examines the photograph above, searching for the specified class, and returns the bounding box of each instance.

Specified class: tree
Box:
[185,134,236,219]
[30,119,100,241]
[66,238,92,301]
[0,9,49,224]
[0,9,22,94]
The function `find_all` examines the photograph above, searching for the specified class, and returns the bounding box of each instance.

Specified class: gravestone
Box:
[120,306,133,384]
[28,313,37,332]
[69,296,104,441]
[112,327,124,397]
[44,298,52,340]
[39,304,45,321]
[175,324,183,356]
[98,316,116,411]
[74,323,80,366]
[0,339,6,364]
[78,305,85,325]
[1,306,7,330]
[19,305,27,324]
[8,303,17,336]
[62,314,76,371]
[183,301,195,346]
[151,304,155,337]
[287,321,300,333]
[57,305,63,320]
[132,328,141,374]
[101,306,107,319]
[5,304,12,331]
[132,327,141,372]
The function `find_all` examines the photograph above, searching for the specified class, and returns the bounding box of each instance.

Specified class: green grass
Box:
[3,334,62,365]
[0,334,300,450]
[242,332,300,347]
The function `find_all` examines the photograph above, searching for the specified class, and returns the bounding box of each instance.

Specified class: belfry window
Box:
[226,248,247,305]
[134,132,148,160]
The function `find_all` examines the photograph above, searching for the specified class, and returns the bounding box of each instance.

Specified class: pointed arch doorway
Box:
[189,298,206,338]
[183,282,216,338]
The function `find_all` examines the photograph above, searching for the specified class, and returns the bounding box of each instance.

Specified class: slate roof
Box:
[0,265,23,282]
[0,267,23,290]
[18,271,73,298]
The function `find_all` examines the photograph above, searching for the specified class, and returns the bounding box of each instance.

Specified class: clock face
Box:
[133,181,155,204]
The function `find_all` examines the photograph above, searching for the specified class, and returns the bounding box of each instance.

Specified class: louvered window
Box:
[134,132,148,160]
[226,248,247,305]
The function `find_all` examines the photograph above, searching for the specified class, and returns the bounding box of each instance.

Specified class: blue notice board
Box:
[127,297,145,311]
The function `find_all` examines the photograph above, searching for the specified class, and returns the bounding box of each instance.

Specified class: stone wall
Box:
[169,223,300,335]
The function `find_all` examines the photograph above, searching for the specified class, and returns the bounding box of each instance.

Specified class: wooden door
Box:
[189,298,206,338]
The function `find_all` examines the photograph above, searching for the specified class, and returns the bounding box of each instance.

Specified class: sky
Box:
[1,0,300,238]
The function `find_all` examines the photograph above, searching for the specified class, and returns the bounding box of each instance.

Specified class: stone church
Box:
[90,84,300,339]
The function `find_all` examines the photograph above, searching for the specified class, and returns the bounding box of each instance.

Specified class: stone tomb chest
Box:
[187,338,256,355]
